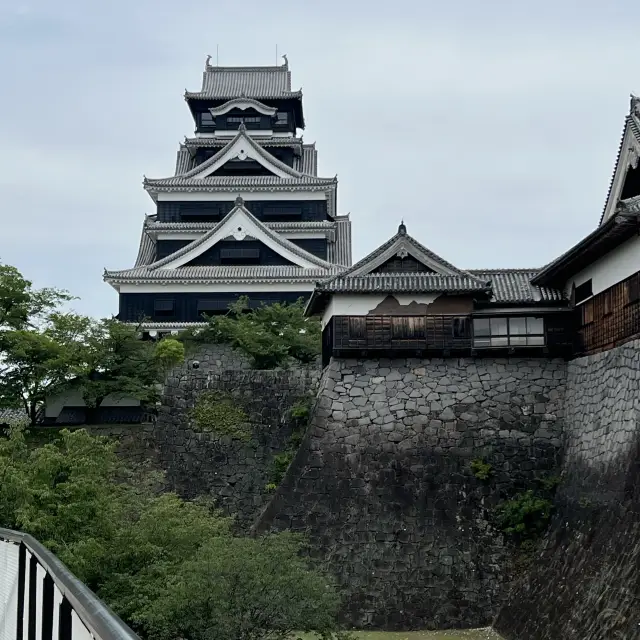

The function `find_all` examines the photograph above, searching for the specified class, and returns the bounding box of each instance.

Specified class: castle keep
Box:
[98,60,640,639]
[104,58,351,336]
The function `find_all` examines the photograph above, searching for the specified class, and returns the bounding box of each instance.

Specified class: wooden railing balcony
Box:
[323,313,574,362]
[329,315,473,354]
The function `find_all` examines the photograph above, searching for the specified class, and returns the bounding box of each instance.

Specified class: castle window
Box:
[262,206,302,218]
[473,316,545,347]
[275,112,288,126]
[154,299,175,317]
[574,279,593,304]
[199,112,215,128]
[625,273,640,304]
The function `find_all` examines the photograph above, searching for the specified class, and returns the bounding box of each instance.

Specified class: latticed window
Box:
[473,317,545,347]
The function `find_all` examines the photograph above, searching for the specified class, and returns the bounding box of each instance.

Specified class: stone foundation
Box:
[256,356,566,629]
[495,340,640,640]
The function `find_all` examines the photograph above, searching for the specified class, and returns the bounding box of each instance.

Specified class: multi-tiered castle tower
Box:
[104,57,351,335]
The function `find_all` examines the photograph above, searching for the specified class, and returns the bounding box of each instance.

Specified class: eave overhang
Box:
[305,275,492,317]
[531,212,640,288]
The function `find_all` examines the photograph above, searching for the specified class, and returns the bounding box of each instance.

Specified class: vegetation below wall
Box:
[0,419,350,640]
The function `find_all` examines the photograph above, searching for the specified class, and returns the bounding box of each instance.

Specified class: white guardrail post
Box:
[0,529,140,640]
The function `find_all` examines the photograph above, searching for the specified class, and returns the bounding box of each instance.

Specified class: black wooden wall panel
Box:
[156,199,328,222]
[289,238,327,260]
[119,291,311,323]
[184,240,296,267]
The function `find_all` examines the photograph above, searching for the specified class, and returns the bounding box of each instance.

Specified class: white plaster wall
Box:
[321,294,439,329]
[567,234,640,299]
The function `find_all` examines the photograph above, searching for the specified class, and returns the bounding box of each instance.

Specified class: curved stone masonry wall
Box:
[255,356,566,630]
[495,340,640,640]
[154,344,321,526]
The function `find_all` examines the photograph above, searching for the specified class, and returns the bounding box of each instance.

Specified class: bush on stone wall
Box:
[495,490,554,543]
[179,297,321,369]
[191,391,250,440]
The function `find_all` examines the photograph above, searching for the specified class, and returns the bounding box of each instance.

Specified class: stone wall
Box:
[154,344,321,526]
[255,356,566,630]
[495,340,640,640]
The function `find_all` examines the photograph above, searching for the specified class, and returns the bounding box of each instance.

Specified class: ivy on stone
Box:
[191,391,250,440]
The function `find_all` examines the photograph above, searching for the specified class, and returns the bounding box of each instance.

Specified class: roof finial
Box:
[205,54,212,70]
[631,93,640,118]
[282,54,288,67]
[238,122,247,132]
[398,220,407,235]
[235,195,244,207]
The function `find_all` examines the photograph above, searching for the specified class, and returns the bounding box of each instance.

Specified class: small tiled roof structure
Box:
[185,62,302,101]
[306,223,567,315]
[469,269,565,303]
[316,273,491,295]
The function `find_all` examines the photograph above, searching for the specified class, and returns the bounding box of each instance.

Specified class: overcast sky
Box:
[1,0,639,317]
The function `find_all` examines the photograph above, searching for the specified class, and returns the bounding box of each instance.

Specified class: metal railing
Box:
[0,528,140,640]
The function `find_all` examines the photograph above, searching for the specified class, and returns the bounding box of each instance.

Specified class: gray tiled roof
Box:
[175,128,304,180]
[328,215,352,267]
[317,273,491,294]
[177,137,307,177]
[0,408,29,425]
[298,144,317,175]
[185,64,301,100]
[134,229,155,267]
[175,145,192,174]
[183,136,304,149]
[468,269,565,303]
[147,202,334,271]
[145,175,336,188]
[339,224,482,281]
[105,265,339,284]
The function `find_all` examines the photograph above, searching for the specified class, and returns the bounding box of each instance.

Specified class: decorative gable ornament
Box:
[396,248,409,259]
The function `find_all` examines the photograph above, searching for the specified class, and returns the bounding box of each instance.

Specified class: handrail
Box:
[0,527,140,640]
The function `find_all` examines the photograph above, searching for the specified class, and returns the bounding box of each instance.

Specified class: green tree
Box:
[0,263,184,420]
[80,319,184,410]
[0,426,346,640]
[0,263,71,331]
[0,312,95,420]
[183,297,321,369]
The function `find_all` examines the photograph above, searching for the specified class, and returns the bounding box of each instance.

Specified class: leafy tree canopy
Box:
[0,426,346,640]
[0,262,184,420]
[181,297,321,369]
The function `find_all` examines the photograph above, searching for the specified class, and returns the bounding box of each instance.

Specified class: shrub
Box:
[191,391,250,440]
[0,425,348,640]
[181,297,321,369]
[495,489,553,540]
[470,458,493,481]
[270,450,295,487]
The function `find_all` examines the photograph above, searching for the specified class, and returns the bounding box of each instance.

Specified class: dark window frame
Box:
[154,299,175,316]
[472,316,545,348]
[575,279,593,305]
